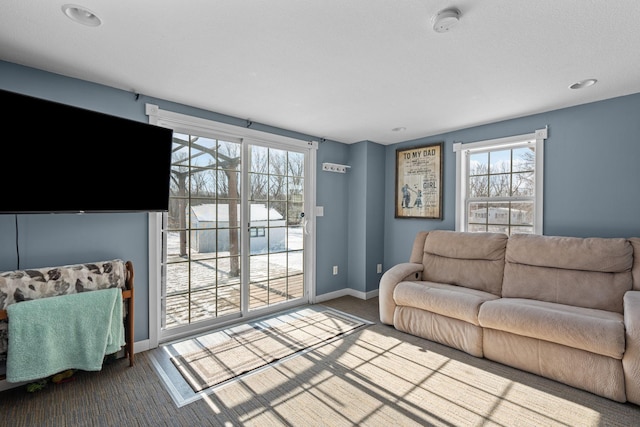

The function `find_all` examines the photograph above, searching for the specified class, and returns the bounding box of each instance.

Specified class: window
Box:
[250,227,266,238]
[454,128,547,235]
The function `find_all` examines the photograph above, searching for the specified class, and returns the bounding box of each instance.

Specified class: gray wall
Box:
[383,93,640,267]
[2,59,640,342]
[315,140,350,293]
[0,60,351,342]
[347,141,385,293]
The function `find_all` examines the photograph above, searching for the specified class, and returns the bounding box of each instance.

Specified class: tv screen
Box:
[1,89,173,213]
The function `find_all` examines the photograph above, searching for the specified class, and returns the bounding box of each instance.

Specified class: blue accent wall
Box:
[315,140,350,293]
[364,142,385,292]
[2,59,640,343]
[346,141,385,293]
[383,93,640,268]
[0,60,351,342]
[0,213,151,339]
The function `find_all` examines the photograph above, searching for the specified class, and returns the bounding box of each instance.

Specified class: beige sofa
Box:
[379,230,640,405]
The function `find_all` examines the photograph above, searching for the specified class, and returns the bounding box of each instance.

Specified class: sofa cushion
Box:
[394,305,484,357]
[483,328,627,402]
[394,281,500,325]
[502,234,633,312]
[631,237,640,291]
[623,291,640,403]
[478,298,625,359]
[422,230,508,295]
[409,231,430,263]
[506,234,632,272]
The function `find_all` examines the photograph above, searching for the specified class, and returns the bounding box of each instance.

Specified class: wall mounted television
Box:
[1,89,173,214]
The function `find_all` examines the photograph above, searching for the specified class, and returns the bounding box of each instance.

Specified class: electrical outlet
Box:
[333,266,338,275]
[377,264,382,273]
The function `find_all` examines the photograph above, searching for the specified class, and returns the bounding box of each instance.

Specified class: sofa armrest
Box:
[623,290,640,405]
[379,262,424,325]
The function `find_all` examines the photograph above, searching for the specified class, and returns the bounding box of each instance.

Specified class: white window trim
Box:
[453,127,547,234]
[145,104,318,348]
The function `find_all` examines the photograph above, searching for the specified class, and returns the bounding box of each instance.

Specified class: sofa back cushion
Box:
[503,234,633,313]
[409,231,430,263]
[422,230,508,296]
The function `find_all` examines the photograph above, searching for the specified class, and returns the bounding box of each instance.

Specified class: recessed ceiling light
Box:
[569,79,597,90]
[392,127,406,132]
[62,4,102,27]
[433,8,461,33]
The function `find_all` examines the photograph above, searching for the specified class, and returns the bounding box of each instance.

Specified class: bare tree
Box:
[468,147,536,230]
[169,137,304,276]
[170,135,241,276]
[469,162,488,198]
[512,148,535,196]
[249,146,269,201]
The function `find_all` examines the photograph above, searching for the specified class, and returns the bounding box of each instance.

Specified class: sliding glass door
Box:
[162,133,242,332]
[247,144,305,311]
[157,130,312,342]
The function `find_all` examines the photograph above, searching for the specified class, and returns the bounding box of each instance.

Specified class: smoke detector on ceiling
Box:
[433,8,461,33]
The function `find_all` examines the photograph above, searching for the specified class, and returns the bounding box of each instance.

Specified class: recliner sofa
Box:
[379,230,640,404]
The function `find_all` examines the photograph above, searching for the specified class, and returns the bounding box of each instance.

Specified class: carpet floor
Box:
[0,296,639,426]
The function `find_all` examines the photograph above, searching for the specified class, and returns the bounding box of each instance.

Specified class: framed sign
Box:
[395,142,443,219]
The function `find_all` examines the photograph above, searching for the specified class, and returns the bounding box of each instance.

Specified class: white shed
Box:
[189,203,286,254]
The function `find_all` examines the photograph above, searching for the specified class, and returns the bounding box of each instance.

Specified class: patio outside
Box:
[163,227,304,329]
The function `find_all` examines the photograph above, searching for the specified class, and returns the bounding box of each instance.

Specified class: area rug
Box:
[150,305,370,405]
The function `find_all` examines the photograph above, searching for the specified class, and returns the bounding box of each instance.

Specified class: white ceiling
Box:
[1,1,639,145]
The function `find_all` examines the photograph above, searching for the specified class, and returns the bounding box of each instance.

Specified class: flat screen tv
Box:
[1,89,173,213]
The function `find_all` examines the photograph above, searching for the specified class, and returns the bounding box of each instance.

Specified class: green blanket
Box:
[6,288,124,383]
